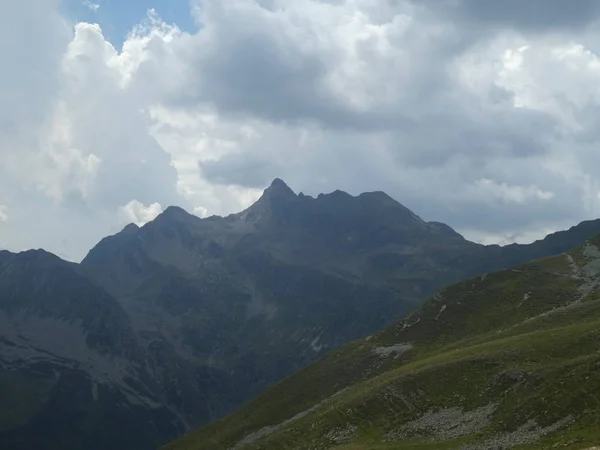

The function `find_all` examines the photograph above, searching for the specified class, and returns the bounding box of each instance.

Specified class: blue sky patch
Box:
[63,0,197,48]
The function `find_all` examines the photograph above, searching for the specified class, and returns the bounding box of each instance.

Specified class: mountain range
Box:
[167,235,600,450]
[2,179,600,450]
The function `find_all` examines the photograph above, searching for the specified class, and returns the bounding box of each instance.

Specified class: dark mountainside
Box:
[2,179,600,449]
[167,235,600,450]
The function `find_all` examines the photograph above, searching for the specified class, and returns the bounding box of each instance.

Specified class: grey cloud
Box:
[389,109,555,170]
[413,183,581,234]
[168,2,437,131]
[199,153,279,189]
[0,0,70,155]
[169,1,556,146]
[163,2,600,244]
[177,40,417,132]
[414,0,600,33]
[0,167,106,261]
[175,4,336,120]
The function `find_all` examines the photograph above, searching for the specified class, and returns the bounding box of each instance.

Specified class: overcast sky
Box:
[3,0,600,261]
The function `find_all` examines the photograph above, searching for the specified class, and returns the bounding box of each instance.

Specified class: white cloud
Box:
[82,0,100,12]
[119,200,163,226]
[4,0,600,258]
[193,206,208,218]
[475,178,555,204]
[0,206,7,222]
[459,226,559,246]
[0,4,182,260]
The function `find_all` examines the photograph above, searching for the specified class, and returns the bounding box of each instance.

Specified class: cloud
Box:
[0,4,180,260]
[475,179,555,204]
[4,0,600,259]
[156,2,600,218]
[456,226,559,247]
[0,206,7,222]
[82,0,100,12]
[169,1,456,131]
[193,206,208,218]
[119,200,163,226]
[425,0,600,33]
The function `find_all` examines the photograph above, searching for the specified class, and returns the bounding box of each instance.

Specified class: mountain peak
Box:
[163,205,189,215]
[5,248,65,270]
[264,178,296,198]
[120,223,140,235]
[234,179,297,224]
[157,205,196,223]
[358,190,399,205]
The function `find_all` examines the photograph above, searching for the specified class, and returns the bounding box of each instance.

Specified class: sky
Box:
[4,1,600,261]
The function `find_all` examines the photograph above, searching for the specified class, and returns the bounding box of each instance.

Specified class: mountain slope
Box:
[78,180,600,441]
[5,179,600,449]
[0,250,182,450]
[69,180,600,446]
[166,236,600,450]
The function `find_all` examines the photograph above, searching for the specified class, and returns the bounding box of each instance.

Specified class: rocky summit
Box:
[3,179,600,450]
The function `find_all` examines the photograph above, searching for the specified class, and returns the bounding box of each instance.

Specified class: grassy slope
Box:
[165,237,600,450]
[0,368,56,430]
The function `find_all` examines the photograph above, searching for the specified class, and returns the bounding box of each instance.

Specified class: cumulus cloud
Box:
[119,200,163,226]
[0,4,181,260]
[4,0,600,259]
